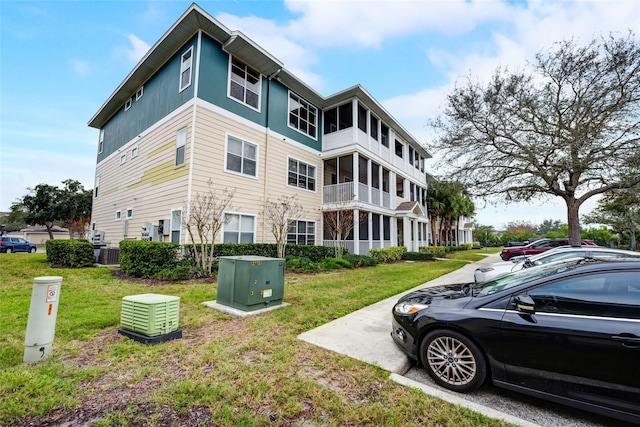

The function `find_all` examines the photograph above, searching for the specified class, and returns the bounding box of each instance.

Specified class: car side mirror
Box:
[514,295,536,314]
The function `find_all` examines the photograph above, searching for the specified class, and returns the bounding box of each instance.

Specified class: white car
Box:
[474,246,640,282]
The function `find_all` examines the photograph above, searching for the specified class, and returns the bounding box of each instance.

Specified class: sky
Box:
[1,0,638,229]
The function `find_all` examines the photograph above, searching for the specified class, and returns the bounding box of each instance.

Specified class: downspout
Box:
[261,69,281,243]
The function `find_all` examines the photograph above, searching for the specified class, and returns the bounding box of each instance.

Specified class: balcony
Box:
[323,182,394,209]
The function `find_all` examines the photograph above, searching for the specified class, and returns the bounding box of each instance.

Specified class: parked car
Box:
[0,236,38,253]
[499,238,596,260]
[391,258,640,424]
[475,246,640,282]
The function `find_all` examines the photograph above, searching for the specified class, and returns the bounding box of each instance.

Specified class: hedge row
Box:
[119,240,180,278]
[369,246,407,263]
[184,243,337,263]
[46,239,94,268]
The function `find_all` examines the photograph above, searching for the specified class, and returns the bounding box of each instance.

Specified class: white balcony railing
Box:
[323,182,355,204]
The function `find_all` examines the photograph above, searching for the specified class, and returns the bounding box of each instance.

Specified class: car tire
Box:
[6,248,12,254]
[30,247,36,253]
[420,329,486,393]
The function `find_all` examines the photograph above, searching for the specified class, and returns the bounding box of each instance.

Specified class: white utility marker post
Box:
[24,276,63,363]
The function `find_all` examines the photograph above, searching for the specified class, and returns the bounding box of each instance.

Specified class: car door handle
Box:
[611,334,640,349]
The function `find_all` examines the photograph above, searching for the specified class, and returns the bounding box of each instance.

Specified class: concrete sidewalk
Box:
[297,251,502,374]
[297,252,541,427]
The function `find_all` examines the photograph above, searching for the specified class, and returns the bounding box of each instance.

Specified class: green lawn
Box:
[445,247,503,262]
[0,253,513,426]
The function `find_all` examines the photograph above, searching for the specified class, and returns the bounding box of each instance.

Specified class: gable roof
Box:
[88,3,428,157]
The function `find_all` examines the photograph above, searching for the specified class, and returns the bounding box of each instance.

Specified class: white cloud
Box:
[1,147,95,210]
[72,59,90,75]
[284,0,513,48]
[126,34,151,64]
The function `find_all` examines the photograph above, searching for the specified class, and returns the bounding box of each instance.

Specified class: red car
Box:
[500,238,596,260]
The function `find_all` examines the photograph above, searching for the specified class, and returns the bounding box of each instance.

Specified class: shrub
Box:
[184,243,337,264]
[419,246,446,258]
[472,241,482,249]
[284,256,320,273]
[341,254,379,268]
[402,251,435,261]
[119,240,180,278]
[46,239,94,268]
[319,257,353,270]
[369,247,407,263]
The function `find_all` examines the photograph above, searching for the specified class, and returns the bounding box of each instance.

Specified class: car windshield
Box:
[476,260,581,297]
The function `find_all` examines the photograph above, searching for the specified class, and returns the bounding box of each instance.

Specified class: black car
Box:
[0,236,38,253]
[391,259,640,424]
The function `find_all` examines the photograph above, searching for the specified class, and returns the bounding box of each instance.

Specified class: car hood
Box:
[398,283,474,307]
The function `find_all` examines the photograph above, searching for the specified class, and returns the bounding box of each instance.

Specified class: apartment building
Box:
[88,3,433,254]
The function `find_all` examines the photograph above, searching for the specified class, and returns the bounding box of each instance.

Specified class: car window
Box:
[540,251,587,263]
[592,251,640,259]
[533,241,552,248]
[527,271,640,319]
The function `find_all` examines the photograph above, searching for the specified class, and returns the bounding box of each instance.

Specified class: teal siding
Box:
[198,35,266,127]
[267,80,322,151]
[97,36,198,163]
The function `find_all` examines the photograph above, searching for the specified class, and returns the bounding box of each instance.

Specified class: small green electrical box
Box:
[217,256,285,311]
[120,293,180,336]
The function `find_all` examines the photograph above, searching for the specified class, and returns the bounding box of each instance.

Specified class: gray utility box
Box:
[217,256,285,312]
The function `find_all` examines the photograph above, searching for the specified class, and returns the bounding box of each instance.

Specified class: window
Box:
[370,115,378,140]
[171,209,181,244]
[94,176,100,198]
[288,92,317,138]
[120,153,126,164]
[226,135,257,177]
[115,210,121,221]
[175,128,186,166]
[126,208,133,219]
[131,147,138,158]
[414,151,419,169]
[395,140,403,158]
[224,213,255,243]
[409,147,414,165]
[288,158,316,190]
[179,47,193,92]
[124,98,132,111]
[287,220,315,245]
[381,123,389,147]
[229,57,261,109]
[358,103,367,133]
[135,86,144,100]
[323,102,353,134]
[526,272,640,319]
[98,129,104,154]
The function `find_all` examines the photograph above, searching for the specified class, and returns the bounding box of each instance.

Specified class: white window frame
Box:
[179,47,193,92]
[171,208,182,244]
[287,157,316,192]
[131,146,138,158]
[94,176,100,198]
[126,208,133,219]
[135,86,144,100]
[288,91,318,139]
[115,210,122,221]
[228,56,261,111]
[223,212,256,244]
[98,129,104,154]
[120,153,126,164]
[125,98,132,111]
[224,134,258,178]
[176,127,186,166]
[287,219,316,245]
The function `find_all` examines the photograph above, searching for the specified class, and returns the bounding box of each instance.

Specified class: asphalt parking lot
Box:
[404,366,632,427]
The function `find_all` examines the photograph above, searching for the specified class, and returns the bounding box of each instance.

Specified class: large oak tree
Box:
[429,33,640,245]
